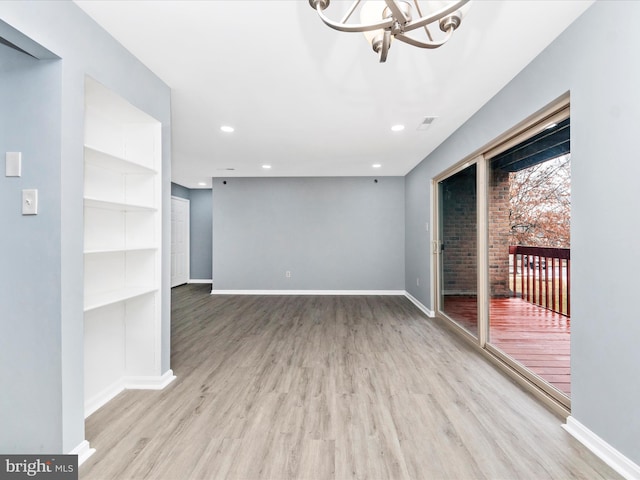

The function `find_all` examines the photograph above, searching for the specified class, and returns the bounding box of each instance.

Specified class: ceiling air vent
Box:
[417,116,437,131]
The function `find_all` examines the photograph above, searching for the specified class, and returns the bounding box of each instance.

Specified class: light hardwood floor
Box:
[80,284,619,479]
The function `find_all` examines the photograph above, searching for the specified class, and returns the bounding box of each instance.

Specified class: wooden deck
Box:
[443,296,570,396]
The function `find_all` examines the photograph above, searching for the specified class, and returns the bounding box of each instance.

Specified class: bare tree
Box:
[509,155,571,247]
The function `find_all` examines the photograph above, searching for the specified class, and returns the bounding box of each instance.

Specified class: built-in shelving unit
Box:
[83,77,173,418]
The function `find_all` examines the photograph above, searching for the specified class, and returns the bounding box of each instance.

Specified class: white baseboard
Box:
[189,279,212,284]
[123,369,176,390]
[563,416,640,479]
[210,289,405,296]
[69,440,95,466]
[208,289,435,317]
[404,291,435,317]
[85,370,176,418]
[85,379,125,418]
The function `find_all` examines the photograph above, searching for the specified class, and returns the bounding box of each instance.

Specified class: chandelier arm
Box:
[340,0,362,24]
[412,0,434,41]
[394,29,453,49]
[383,0,410,24]
[315,4,395,33]
[402,0,469,33]
[379,30,391,62]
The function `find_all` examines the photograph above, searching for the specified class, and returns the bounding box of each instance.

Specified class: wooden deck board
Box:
[443,296,571,396]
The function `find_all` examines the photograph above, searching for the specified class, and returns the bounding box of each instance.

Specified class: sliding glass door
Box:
[433,98,571,408]
[486,116,571,401]
[437,163,478,338]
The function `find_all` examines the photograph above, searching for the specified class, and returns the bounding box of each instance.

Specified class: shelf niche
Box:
[83,77,173,418]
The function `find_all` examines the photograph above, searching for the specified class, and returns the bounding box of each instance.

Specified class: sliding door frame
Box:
[431,93,571,416]
[432,156,487,346]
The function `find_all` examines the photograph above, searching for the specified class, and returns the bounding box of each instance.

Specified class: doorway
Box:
[433,98,571,408]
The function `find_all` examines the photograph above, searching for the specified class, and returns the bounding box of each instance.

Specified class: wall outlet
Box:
[417,277,420,286]
[285,270,291,278]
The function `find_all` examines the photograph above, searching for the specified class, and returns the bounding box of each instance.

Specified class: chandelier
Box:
[308,0,471,62]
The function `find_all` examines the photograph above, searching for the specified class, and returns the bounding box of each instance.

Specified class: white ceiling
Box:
[74,0,593,188]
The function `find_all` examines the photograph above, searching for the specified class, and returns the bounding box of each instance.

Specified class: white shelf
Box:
[84,286,157,312]
[83,77,163,415]
[84,145,157,175]
[84,246,157,255]
[84,197,156,212]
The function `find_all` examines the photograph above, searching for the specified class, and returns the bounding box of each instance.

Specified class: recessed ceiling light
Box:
[391,124,405,132]
[262,164,272,169]
[198,182,207,186]
[220,125,234,133]
[372,164,382,168]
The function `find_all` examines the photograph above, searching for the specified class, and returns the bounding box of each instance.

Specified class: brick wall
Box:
[489,166,511,297]
[441,166,477,295]
[440,163,511,297]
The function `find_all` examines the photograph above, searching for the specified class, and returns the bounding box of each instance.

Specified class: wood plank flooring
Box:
[490,297,570,396]
[443,296,571,395]
[80,285,618,479]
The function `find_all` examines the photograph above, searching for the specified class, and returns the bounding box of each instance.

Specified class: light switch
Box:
[6,152,22,177]
[22,189,38,215]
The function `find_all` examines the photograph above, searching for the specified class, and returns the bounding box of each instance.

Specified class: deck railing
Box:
[509,245,570,316]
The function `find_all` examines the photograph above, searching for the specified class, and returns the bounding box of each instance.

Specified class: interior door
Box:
[171,196,190,287]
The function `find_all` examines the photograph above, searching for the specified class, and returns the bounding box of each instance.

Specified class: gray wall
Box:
[190,189,213,281]
[213,177,405,290]
[404,0,640,465]
[0,44,62,453]
[0,2,171,454]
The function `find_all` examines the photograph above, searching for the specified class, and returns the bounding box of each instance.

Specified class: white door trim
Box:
[171,196,190,287]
